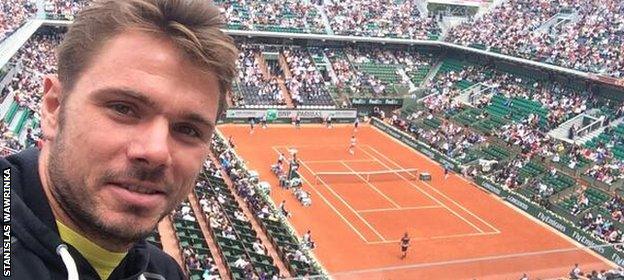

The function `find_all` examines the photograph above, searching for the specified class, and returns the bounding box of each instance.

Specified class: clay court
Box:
[218,123,616,279]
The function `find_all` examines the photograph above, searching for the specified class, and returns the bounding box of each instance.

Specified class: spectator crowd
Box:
[0,0,36,42]
[448,0,624,78]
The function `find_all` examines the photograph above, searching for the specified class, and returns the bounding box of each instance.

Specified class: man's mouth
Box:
[118,183,163,195]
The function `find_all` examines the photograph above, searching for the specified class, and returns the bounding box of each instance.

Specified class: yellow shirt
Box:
[56,221,128,280]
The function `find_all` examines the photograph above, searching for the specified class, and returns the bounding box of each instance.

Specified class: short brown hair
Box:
[57,0,238,115]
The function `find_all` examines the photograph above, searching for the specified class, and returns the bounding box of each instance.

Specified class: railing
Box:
[574,116,604,139]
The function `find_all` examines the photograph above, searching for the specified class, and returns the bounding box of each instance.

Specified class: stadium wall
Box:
[221,108,357,124]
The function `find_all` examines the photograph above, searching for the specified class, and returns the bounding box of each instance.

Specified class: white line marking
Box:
[357,145,486,234]
[270,146,369,243]
[357,205,442,213]
[306,243,623,278]
[366,145,501,234]
[304,159,379,164]
[296,154,387,242]
[339,160,402,209]
[366,231,500,244]
[430,231,499,240]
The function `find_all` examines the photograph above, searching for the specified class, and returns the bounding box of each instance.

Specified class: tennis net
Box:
[314,168,418,184]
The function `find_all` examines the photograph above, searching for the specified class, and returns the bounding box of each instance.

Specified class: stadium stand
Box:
[1,32,58,151]
[324,0,440,39]
[43,0,90,20]
[0,0,36,42]
[195,170,281,279]
[282,48,335,108]
[216,0,325,34]
[171,201,222,280]
[3,1,624,277]
[324,47,433,99]
[233,45,287,108]
[211,134,323,277]
[448,0,624,78]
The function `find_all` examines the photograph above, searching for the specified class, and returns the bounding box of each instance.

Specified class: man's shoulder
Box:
[1,148,38,170]
[142,243,186,280]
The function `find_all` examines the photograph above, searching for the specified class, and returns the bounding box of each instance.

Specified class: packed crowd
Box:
[283,48,332,107]
[43,0,90,20]
[218,0,324,33]
[1,32,60,151]
[29,0,443,39]
[234,46,285,107]
[4,0,620,80]
[448,0,624,78]
[324,0,439,39]
[0,0,36,42]
[249,0,324,33]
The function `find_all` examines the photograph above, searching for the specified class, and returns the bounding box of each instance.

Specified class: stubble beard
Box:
[46,122,187,248]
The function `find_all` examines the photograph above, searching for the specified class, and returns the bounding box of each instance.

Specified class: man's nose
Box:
[127,118,173,169]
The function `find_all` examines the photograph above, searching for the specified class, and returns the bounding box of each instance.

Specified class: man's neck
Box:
[38,147,131,253]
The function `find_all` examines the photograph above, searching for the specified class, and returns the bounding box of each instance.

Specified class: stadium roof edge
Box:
[17,19,619,90]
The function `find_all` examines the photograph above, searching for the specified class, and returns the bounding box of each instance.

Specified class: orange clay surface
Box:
[218,123,614,279]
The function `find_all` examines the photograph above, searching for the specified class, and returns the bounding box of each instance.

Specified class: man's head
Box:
[40,0,238,251]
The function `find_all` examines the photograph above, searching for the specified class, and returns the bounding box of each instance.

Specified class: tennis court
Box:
[218,123,616,279]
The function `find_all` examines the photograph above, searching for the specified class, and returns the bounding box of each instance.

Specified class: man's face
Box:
[44,30,220,245]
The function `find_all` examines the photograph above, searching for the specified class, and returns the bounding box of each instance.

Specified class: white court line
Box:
[296,155,387,242]
[367,231,500,245]
[357,205,442,213]
[430,231,499,240]
[270,146,370,243]
[339,161,402,209]
[365,145,501,234]
[304,159,379,164]
[307,243,623,278]
[356,145,487,234]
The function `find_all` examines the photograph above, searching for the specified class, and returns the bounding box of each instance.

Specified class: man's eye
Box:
[174,124,202,139]
[109,103,134,116]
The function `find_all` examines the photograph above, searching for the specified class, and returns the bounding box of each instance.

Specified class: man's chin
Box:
[93,213,164,243]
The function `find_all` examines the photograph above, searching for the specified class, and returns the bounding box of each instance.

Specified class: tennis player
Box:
[400,232,410,259]
[348,135,357,155]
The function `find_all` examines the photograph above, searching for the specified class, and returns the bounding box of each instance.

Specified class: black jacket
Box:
[2,148,186,280]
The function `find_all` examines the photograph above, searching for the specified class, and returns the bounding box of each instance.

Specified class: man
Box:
[249,117,256,134]
[295,114,301,128]
[400,232,410,259]
[279,200,290,217]
[348,135,357,155]
[260,113,268,129]
[1,0,238,279]
[570,263,582,279]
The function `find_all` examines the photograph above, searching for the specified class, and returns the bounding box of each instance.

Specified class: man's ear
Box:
[41,75,64,141]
